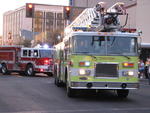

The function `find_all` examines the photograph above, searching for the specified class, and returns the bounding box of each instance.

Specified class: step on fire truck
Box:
[0,46,54,76]
[54,2,140,98]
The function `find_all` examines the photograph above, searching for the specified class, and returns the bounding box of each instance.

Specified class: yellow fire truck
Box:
[54,2,140,98]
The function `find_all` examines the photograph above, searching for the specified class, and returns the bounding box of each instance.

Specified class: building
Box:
[3,1,150,48]
[3,3,85,46]
[136,0,150,61]
[136,0,150,43]
[3,4,67,46]
[69,0,136,8]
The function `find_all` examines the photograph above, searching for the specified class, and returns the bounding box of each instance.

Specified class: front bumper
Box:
[70,81,139,89]
[35,65,53,72]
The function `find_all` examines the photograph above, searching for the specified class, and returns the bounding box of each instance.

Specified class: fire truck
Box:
[0,46,54,76]
[54,2,140,98]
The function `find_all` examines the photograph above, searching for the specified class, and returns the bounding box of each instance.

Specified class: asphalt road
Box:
[0,73,150,113]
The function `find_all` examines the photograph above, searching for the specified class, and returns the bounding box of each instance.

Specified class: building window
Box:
[57,20,64,29]
[34,18,42,32]
[69,0,73,6]
[46,12,54,19]
[35,11,43,18]
[23,50,28,56]
[56,13,63,20]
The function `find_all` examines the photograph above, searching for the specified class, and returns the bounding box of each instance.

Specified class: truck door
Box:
[14,49,21,70]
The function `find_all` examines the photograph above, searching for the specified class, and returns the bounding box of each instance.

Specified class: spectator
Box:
[138,60,145,78]
[145,57,150,79]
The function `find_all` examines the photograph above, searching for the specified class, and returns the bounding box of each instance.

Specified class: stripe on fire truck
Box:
[35,65,49,69]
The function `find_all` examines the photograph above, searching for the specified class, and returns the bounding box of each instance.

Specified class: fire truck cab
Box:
[0,46,54,76]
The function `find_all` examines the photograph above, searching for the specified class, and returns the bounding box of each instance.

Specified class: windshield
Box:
[72,35,138,56]
[39,50,53,58]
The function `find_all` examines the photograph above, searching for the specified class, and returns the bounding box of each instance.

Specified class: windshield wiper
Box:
[89,54,97,60]
[76,52,97,60]
[122,55,130,59]
[117,53,131,59]
[109,53,130,59]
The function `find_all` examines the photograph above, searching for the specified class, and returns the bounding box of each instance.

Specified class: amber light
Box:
[79,62,85,66]
[123,62,134,67]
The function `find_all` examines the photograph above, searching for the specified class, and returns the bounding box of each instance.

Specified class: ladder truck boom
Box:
[65,2,127,34]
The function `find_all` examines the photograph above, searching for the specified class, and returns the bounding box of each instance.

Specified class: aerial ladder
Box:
[65,2,127,34]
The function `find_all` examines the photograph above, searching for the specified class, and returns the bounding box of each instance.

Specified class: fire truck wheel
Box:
[67,83,76,97]
[25,65,35,76]
[54,77,62,87]
[47,72,53,76]
[116,89,129,98]
[1,64,9,75]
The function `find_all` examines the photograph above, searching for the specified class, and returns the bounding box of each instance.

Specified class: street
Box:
[0,73,150,113]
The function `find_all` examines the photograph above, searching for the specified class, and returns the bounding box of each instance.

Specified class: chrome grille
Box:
[95,63,118,77]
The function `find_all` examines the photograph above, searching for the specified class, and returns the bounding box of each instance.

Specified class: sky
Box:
[0,0,69,35]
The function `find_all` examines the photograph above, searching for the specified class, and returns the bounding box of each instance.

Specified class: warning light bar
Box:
[72,27,88,31]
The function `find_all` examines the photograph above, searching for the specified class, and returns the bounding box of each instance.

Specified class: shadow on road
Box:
[57,87,135,103]
[0,72,51,78]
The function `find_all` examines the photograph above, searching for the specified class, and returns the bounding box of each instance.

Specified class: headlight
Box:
[79,69,91,75]
[128,71,134,76]
[122,71,134,76]
[79,69,86,75]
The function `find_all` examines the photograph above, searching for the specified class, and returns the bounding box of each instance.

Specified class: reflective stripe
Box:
[35,65,49,69]
[1,60,14,64]
[20,61,35,64]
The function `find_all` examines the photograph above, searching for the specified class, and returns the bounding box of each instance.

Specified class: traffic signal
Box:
[64,6,71,20]
[26,3,34,18]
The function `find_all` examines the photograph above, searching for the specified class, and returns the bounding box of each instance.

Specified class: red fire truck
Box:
[0,46,54,76]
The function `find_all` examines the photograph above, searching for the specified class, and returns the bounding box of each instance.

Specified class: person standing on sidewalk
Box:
[138,60,145,79]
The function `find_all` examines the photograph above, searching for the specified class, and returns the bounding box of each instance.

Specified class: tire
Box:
[54,77,62,87]
[116,89,129,98]
[67,83,76,97]
[1,64,9,75]
[54,67,63,87]
[19,71,25,76]
[47,72,53,77]
[25,65,35,76]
